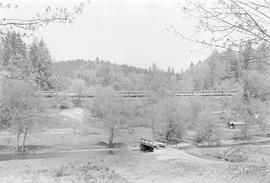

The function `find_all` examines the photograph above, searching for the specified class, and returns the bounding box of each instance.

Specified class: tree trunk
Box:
[108,127,114,148]
[77,93,81,107]
[242,76,250,105]
[150,106,157,140]
[21,131,27,152]
[108,135,114,148]
[165,120,175,141]
[151,118,156,140]
[16,132,21,152]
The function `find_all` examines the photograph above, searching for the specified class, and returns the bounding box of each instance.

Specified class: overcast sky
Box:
[2,0,211,71]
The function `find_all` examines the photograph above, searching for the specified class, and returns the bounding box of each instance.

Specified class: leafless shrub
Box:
[91,88,130,148]
[1,80,43,152]
[195,110,221,145]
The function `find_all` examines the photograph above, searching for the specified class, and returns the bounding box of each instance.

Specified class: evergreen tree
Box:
[29,39,55,90]
[151,63,158,72]
[167,67,171,74]
[1,32,30,78]
[171,68,175,75]
[189,62,194,69]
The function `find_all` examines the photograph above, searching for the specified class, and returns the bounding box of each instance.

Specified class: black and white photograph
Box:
[0,0,270,182]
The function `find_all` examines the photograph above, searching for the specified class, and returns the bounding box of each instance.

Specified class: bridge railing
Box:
[38,90,240,98]
[174,90,239,96]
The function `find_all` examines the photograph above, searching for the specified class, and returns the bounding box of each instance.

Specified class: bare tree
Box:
[0,1,87,36]
[2,80,42,152]
[0,103,11,130]
[92,88,128,148]
[176,0,270,65]
[176,1,270,121]
[195,110,221,145]
[69,79,87,107]
[143,96,159,140]
[146,97,186,141]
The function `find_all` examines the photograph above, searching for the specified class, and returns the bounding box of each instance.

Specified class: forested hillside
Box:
[52,59,180,96]
[181,46,270,102]
[2,31,270,103]
[53,45,270,102]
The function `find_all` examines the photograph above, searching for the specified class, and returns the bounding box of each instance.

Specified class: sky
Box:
[1,0,211,71]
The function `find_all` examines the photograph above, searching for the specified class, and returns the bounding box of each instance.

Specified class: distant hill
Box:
[53,46,270,102]
[178,47,270,102]
[52,58,181,93]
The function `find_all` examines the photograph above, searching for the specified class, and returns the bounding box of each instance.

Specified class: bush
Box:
[5,162,128,183]
[195,110,221,145]
[58,97,73,110]
[150,97,187,141]
[220,147,248,162]
[91,88,129,148]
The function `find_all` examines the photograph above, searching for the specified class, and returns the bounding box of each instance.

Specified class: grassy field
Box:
[0,107,153,152]
[0,107,269,183]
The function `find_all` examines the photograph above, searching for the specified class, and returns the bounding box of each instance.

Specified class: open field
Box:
[0,107,269,182]
[0,107,152,152]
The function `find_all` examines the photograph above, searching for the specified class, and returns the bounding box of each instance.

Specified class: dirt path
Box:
[126,147,270,183]
[154,148,214,162]
[0,146,268,183]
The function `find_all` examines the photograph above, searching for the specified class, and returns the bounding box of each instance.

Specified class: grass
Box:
[0,161,128,183]
[186,145,270,163]
[0,144,268,183]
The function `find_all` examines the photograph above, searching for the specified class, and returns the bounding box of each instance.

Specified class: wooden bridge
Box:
[39,90,239,98]
[140,138,166,152]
